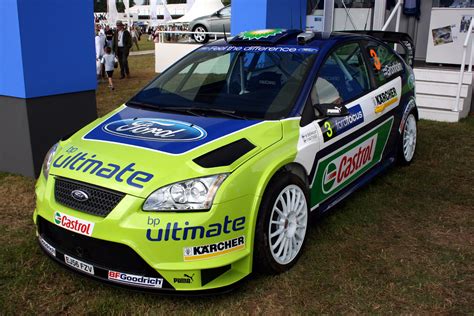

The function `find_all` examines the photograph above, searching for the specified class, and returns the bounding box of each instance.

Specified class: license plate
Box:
[64,254,94,275]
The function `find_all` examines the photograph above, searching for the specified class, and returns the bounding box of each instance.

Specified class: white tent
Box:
[172,0,224,23]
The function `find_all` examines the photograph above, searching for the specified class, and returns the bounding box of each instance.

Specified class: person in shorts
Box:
[101,46,116,90]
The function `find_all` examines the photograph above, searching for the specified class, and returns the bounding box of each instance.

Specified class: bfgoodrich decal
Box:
[108,271,163,288]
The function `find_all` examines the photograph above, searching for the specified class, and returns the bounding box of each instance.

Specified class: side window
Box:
[311,43,370,107]
[220,7,231,17]
[365,41,404,86]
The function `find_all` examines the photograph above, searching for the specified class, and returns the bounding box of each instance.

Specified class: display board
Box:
[426,8,474,65]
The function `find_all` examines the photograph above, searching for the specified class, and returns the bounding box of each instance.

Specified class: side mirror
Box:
[213,11,221,17]
[314,103,349,117]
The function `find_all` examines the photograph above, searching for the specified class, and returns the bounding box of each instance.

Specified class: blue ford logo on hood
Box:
[103,118,207,142]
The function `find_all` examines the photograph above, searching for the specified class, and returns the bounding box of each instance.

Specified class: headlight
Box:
[42,143,59,179]
[143,174,228,211]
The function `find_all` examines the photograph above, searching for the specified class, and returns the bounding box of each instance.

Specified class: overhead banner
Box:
[162,0,172,23]
[107,0,118,26]
[150,0,158,26]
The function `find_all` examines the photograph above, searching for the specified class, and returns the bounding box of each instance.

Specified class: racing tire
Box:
[192,25,209,44]
[254,172,309,274]
[398,112,417,165]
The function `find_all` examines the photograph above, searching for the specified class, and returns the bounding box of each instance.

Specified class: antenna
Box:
[223,24,228,43]
[299,0,302,30]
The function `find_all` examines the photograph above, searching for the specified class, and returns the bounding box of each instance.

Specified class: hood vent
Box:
[193,138,255,168]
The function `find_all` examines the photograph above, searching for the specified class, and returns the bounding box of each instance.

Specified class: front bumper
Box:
[34,176,258,293]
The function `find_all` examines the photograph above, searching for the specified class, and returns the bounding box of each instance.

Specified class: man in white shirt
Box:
[95,27,106,79]
[113,20,132,79]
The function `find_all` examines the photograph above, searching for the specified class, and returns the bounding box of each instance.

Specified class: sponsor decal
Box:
[311,118,393,207]
[198,45,319,54]
[399,98,416,133]
[319,105,364,142]
[301,129,318,144]
[374,87,398,113]
[54,211,95,236]
[183,236,245,261]
[108,271,163,288]
[52,146,153,189]
[241,29,284,40]
[39,236,56,257]
[408,73,415,90]
[174,274,195,284]
[382,61,403,78]
[84,107,259,155]
[369,49,382,71]
[322,135,377,194]
[146,216,245,242]
[103,118,207,142]
[64,254,94,275]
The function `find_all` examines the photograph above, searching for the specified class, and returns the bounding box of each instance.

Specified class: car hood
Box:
[49,105,282,198]
[190,14,213,24]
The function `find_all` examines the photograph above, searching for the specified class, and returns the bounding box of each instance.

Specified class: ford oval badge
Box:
[103,118,207,142]
[71,190,89,202]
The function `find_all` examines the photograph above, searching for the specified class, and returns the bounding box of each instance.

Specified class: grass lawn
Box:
[129,36,158,52]
[0,55,473,313]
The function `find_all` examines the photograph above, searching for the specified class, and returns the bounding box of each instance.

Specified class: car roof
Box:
[204,29,372,51]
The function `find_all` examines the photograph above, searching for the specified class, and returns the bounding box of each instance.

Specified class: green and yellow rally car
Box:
[34,29,418,293]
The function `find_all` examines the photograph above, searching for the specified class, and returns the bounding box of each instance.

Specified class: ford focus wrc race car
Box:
[34,29,418,293]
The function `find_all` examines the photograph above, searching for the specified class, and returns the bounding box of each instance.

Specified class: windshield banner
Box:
[198,45,319,54]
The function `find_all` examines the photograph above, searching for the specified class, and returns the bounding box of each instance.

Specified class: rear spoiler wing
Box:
[344,31,415,68]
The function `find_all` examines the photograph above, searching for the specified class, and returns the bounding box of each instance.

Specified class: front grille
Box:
[54,177,125,217]
[38,216,160,277]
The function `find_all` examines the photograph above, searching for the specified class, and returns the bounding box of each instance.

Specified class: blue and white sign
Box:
[103,118,207,142]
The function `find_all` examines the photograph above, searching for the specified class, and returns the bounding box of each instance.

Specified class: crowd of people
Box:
[147,24,190,43]
[95,20,144,90]
[95,21,192,91]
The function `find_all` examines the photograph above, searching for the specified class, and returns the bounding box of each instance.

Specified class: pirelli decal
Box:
[374,87,398,113]
[183,236,245,261]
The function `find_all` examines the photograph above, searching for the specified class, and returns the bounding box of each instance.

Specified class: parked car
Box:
[189,5,231,43]
[35,29,418,293]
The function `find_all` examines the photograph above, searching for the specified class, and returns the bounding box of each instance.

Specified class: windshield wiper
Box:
[126,100,157,110]
[126,101,202,117]
[198,108,247,120]
[159,106,247,120]
[127,101,247,120]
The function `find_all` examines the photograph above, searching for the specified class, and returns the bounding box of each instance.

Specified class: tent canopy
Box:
[172,0,224,23]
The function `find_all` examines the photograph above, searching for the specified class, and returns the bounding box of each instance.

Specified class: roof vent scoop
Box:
[193,138,256,168]
[297,31,315,45]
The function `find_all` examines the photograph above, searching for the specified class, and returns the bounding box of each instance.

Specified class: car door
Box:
[210,6,231,33]
[297,42,393,212]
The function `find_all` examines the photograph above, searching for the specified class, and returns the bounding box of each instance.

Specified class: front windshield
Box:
[130,46,318,120]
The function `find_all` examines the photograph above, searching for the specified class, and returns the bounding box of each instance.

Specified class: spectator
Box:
[101,46,116,90]
[104,25,113,48]
[131,26,140,51]
[113,20,132,79]
[95,27,106,80]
